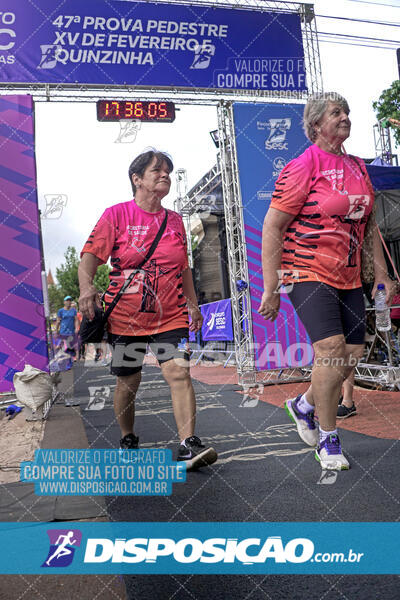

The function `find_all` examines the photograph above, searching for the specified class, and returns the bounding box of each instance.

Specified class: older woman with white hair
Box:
[258,92,395,470]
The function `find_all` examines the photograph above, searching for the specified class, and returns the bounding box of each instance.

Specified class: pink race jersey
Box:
[270,144,374,289]
[81,200,189,335]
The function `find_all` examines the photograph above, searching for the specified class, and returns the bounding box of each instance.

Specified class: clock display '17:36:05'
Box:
[96,100,176,122]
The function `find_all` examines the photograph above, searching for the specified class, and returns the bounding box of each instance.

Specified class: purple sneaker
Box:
[315,434,350,470]
[285,395,318,447]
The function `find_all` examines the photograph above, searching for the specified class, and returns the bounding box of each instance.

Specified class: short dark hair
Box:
[128,150,174,194]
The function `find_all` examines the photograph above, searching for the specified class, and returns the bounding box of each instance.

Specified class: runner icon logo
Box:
[38,45,62,69]
[115,120,142,144]
[239,383,264,408]
[190,43,215,69]
[206,312,216,329]
[86,386,110,411]
[42,529,82,568]
[265,119,291,150]
[317,470,338,485]
[43,194,68,219]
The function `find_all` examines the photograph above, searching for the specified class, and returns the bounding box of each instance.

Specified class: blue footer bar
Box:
[0,522,398,574]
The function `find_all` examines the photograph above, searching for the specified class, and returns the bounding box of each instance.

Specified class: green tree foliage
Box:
[93,263,111,293]
[48,284,64,315]
[373,80,400,146]
[50,247,111,311]
[55,246,80,300]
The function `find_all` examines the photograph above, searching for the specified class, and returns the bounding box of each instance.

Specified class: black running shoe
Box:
[120,433,139,449]
[177,436,217,470]
[337,403,357,419]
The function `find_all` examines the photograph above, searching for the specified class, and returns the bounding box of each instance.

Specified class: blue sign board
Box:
[0,1,307,91]
[233,102,313,369]
[201,299,233,341]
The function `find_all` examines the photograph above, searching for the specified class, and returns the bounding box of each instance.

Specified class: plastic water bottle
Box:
[375,284,391,332]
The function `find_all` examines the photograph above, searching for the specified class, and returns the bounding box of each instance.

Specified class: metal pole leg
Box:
[384,330,394,366]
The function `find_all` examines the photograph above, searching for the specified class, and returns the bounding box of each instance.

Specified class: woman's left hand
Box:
[188,306,203,332]
[372,277,398,305]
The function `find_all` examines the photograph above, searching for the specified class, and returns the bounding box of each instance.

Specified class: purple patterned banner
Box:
[201,299,233,342]
[233,102,313,369]
[188,315,195,342]
[245,224,313,369]
[0,95,48,392]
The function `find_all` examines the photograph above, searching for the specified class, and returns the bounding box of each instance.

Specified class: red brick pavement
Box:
[190,365,400,440]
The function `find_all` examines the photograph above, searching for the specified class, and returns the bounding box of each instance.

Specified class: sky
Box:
[34,0,400,278]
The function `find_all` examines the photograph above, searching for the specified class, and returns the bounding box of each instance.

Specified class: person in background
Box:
[337,370,357,419]
[338,286,400,419]
[89,292,110,365]
[75,304,86,360]
[56,296,79,357]
[71,301,81,359]
[211,292,222,302]
[390,292,400,330]
[259,92,396,470]
[198,291,208,305]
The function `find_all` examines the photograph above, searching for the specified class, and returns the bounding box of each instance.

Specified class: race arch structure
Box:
[0,0,323,391]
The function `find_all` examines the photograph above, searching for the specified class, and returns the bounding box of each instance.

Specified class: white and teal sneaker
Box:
[285,395,319,447]
[315,434,350,470]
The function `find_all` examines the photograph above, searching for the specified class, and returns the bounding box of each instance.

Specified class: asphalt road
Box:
[73,362,400,600]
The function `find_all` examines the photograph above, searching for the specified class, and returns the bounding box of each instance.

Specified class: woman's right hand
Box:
[79,284,101,320]
[258,291,280,321]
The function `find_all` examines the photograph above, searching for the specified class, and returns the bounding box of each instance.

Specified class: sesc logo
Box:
[265,118,291,150]
[206,311,226,331]
[272,156,286,178]
[42,529,82,568]
[84,536,314,564]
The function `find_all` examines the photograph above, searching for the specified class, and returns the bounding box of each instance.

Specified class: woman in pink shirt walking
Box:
[78,150,217,470]
[259,92,395,470]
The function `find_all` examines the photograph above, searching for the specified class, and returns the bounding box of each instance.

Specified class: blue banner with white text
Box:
[233,102,313,369]
[0,0,307,91]
[201,299,233,342]
[0,522,398,574]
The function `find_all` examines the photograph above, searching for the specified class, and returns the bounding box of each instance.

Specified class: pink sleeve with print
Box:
[270,153,312,216]
[80,207,116,264]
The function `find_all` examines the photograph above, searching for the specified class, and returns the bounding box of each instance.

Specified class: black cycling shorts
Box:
[108,328,190,376]
[287,282,366,345]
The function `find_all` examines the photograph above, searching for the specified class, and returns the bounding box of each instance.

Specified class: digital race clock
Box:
[96,100,175,122]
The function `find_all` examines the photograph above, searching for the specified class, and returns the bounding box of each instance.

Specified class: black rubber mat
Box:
[74,363,400,599]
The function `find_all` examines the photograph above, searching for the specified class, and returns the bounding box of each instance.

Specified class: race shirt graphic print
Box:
[270,144,374,289]
[81,200,189,335]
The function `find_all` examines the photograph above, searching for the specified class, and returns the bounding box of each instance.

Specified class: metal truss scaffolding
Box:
[213,1,322,383]
[179,164,222,217]
[218,100,255,378]
[0,2,323,100]
[373,123,398,166]
[300,3,323,94]
[0,0,324,386]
